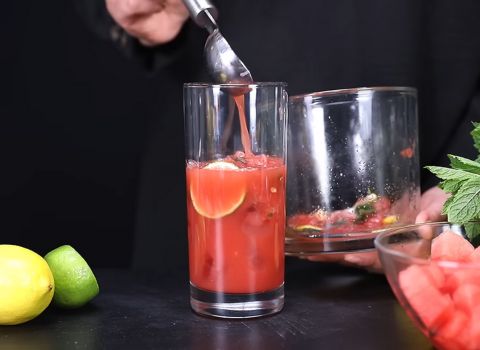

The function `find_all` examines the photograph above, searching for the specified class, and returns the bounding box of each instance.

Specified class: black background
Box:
[3,0,480,270]
[3,0,153,267]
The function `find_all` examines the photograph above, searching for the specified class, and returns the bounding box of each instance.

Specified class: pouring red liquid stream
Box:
[233,95,253,157]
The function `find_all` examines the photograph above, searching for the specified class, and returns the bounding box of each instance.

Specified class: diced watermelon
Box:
[396,229,480,349]
[453,284,480,315]
[433,310,470,350]
[432,338,464,350]
[469,306,480,350]
[399,265,454,330]
[424,263,447,290]
[431,230,474,262]
[442,269,480,295]
[470,246,480,262]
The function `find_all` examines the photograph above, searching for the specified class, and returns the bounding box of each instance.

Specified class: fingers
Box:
[128,10,188,46]
[415,210,430,224]
[344,251,384,273]
[416,186,449,224]
[304,251,384,273]
[304,253,346,263]
[420,202,446,222]
[109,0,166,18]
[106,0,189,45]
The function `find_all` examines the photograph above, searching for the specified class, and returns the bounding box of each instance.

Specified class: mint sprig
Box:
[473,121,480,162]
[426,122,480,240]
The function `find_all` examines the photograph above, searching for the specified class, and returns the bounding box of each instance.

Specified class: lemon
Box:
[382,215,399,225]
[0,245,54,325]
[44,245,99,309]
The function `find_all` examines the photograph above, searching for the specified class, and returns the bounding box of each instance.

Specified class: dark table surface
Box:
[0,258,433,350]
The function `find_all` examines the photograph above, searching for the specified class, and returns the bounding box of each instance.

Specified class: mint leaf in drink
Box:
[448,155,480,175]
[426,122,480,240]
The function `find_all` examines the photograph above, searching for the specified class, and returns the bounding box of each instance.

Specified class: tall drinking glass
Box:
[184,82,288,318]
[286,87,420,255]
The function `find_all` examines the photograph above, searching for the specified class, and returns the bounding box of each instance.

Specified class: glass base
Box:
[285,230,377,255]
[190,283,284,319]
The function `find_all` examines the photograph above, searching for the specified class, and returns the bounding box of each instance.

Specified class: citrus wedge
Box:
[204,161,238,170]
[190,161,246,219]
[294,225,323,232]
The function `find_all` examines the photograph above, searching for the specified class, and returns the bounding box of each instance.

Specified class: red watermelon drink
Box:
[187,154,285,294]
[184,82,287,318]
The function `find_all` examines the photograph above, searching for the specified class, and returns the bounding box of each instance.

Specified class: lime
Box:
[190,161,247,219]
[44,245,99,309]
[0,245,54,325]
[203,161,239,170]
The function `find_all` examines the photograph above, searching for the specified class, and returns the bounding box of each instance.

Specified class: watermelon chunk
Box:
[431,230,474,262]
[395,228,480,349]
[433,310,470,350]
[470,306,480,350]
[399,265,454,330]
[442,269,480,295]
[424,263,447,290]
[452,284,480,315]
[470,246,480,262]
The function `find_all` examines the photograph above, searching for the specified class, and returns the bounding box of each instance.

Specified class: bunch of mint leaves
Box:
[426,122,480,240]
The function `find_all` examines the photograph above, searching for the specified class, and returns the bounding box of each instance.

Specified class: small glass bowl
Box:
[375,222,480,350]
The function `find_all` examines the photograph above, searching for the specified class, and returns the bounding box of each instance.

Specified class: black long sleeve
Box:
[73,0,194,72]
